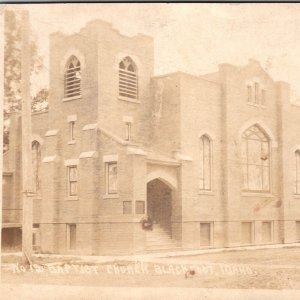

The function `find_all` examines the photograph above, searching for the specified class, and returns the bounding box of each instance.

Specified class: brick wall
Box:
[6,19,300,254]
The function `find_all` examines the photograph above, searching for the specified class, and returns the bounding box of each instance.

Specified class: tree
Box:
[4,10,46,153]
[4,10,43,112]
[31,88,49,113]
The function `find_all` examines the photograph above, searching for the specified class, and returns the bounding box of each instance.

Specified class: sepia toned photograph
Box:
[2,3,300,299]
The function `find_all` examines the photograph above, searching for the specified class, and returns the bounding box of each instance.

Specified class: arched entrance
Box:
[147,178,173,235]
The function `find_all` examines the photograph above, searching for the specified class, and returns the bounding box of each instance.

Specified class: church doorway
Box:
[147,178,172,234]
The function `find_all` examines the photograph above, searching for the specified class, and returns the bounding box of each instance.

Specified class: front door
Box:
[147,179,172,231]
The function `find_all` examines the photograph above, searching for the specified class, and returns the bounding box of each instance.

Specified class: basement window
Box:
[67,224,76,250]
[241,222,253,244]
[262,221,272,243]
[200,222,212,247]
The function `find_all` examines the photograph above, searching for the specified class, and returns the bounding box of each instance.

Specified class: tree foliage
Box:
[4,10,22,115]
[4,10,47,153]
[32,88,49,113]
[4,10,44,114]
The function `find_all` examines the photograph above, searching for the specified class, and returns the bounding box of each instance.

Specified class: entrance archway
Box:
[147,178,172,234]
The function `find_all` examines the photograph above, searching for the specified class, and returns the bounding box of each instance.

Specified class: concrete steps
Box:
[146,224,177,250]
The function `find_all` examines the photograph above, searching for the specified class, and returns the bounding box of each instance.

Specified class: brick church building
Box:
[2,19,300,255]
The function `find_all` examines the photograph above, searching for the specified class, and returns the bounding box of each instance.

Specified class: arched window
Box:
[64,56,81,98]
[119,57,138,99]
[295,150,300,195]
[199,135,212,191]
[32,141,41,194]
[241,125,270,192]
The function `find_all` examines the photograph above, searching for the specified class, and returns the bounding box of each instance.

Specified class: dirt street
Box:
[2,247,300,290]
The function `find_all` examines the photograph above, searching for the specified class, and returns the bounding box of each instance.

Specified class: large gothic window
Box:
[199,135,212,191]
[32,141,41,195]
[119,57,138,100]
[241,125,270,192]
[295,150,300,195]
[64,56,81,98]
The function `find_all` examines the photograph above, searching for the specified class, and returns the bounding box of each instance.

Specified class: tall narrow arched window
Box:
[119,56,138,100]
[64,56,81,98]
[241,125,270,192]
[199,135,212,191]
[295,150,300,195]
[32,141,41,195]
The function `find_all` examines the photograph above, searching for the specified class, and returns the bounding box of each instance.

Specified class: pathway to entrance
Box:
[146,178,175,250]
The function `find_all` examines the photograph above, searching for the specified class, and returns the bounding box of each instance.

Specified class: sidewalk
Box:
[3,242,300,266]
[27,242,300,265]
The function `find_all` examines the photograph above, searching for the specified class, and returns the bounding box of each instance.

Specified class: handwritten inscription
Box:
[10,262,256,276]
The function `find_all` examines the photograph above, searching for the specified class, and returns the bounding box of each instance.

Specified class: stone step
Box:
[145,223,174,249]
[146,226,171,234]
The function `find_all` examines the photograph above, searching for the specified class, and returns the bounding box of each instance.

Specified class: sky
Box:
[7,3,300,101]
